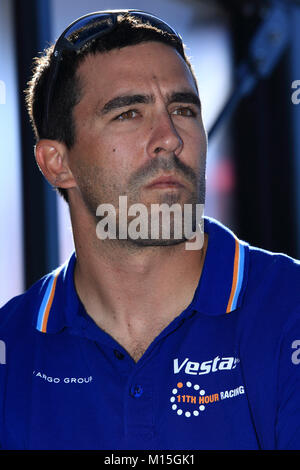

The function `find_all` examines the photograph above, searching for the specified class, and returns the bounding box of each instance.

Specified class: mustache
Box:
[128,153,197,189]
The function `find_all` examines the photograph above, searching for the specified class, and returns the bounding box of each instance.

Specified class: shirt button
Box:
[130,384,143,398]
[114,349,125,360]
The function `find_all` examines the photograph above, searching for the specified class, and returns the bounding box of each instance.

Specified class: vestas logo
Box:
[173,356,239,376]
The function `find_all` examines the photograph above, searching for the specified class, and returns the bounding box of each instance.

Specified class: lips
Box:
[145,175,185,189]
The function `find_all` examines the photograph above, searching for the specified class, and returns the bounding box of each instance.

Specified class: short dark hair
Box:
[25,14,198,202]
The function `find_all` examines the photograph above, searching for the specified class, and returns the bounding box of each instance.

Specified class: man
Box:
[0,10,299,450]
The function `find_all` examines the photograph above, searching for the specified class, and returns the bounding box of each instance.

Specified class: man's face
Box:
[69,41,207,245]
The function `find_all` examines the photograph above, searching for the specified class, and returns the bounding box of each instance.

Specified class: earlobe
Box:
[35,139,76,189]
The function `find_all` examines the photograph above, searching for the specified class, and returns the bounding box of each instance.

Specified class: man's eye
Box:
[172,107,196,117]
[115,110,138,121]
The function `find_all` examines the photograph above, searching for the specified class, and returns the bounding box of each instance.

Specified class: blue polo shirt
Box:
[0,217,300,450]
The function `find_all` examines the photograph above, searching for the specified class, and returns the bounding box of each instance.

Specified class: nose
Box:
[147,112,183,158]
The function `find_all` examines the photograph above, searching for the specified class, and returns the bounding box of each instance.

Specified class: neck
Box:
[69,196,208,334]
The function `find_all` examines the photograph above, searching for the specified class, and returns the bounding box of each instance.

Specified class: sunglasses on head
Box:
[44,10,183,129]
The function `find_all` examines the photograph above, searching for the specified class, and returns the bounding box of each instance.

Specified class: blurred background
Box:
[1,0,300,306]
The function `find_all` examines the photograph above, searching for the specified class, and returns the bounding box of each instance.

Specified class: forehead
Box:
[76,42,197,103]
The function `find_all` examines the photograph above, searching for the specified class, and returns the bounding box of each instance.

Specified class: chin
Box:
[126,236,187,247]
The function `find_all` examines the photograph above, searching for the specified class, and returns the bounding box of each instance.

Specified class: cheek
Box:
[183,126,207,168]
[107,136,143,171]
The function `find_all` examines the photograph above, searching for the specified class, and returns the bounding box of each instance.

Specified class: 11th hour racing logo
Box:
[169,380,245,417]
[171,356,243,417]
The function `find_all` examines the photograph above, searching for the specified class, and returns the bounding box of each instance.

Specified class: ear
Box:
[35,139,76,189]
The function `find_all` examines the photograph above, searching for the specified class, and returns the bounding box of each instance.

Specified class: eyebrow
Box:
[167,91,201,109]
[99,94,154,115]
[98,90,201,116]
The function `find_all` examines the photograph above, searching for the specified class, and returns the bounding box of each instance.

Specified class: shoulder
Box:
[247,243,300,305]
[248,242,300,271]
[204,217,300,313]
[235,240,300,353]
[0,271,56,336]
[0,253,76,338]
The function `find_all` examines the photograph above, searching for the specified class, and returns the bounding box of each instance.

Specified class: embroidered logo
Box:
[170,380,245,417]
[32,370,93,384]
[173,356,239,376]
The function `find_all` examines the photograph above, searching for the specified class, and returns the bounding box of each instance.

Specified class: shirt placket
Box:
[124,371,155,441]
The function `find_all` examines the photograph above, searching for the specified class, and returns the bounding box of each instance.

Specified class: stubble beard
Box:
[75,154,206,249]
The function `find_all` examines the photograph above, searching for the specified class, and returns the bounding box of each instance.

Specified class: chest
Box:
[2,315,268,450]
[103,320,170,362]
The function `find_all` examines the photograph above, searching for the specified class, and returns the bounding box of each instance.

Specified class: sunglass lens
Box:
[130,12,177,35]
[64,13,114,46]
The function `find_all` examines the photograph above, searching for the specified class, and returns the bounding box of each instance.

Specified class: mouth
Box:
[145,174,186,190]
